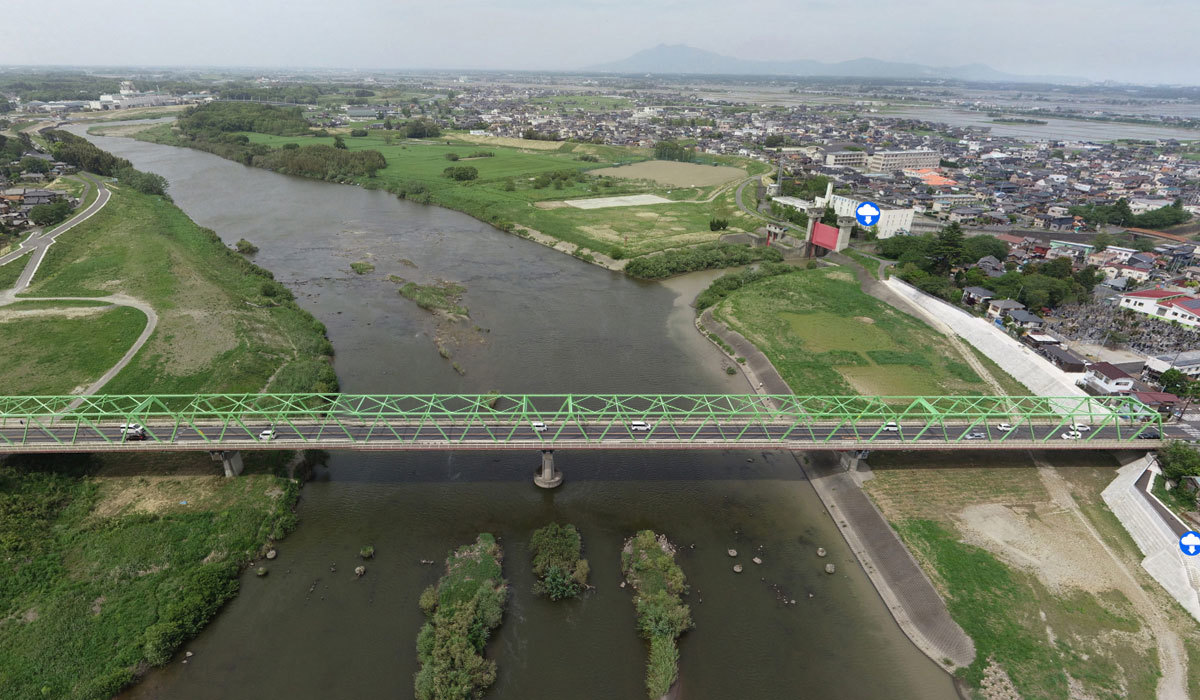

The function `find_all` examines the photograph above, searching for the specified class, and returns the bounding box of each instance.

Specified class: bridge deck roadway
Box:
[0,420,1171,453]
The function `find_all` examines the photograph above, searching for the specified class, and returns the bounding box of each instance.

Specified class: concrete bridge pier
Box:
[838,450,868,472]
[210,450,244,477]
[533,449,562,489]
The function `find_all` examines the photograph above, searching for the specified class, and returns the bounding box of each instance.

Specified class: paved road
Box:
[0,177,158,400]
[0,419,1172,453]
[0,174,108,279]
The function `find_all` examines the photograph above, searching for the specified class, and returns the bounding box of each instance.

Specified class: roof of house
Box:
[1121,289,1186,300]
[1163,297,1200,315]
[1008,310,1043,324]
[1088,362,1131,380]
[1133,391,1179,405]
[963,286,995,297]
[988,299,1025,309]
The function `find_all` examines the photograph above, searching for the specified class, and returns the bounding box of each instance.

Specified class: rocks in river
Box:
[620,581,626,588]
[256,567,268,577]
[824,563,836,574]
[727,549,738,557]
[266,549,277,560]
[733,564,743,573]
[186,651,193,658]
[817,547,827,558]
[752,557,763,565]
[354,566,366,578]
[420,559,435,565]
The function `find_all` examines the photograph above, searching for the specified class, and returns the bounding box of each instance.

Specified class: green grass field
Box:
[140,123,761,259]
[0,251,31,290]
[0,305,146,394]
[714,266,989,395]
[1,177,331,699]
[21,186,335,394]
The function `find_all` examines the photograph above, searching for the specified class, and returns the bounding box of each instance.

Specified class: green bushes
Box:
[28,200,73,227]
[625,243,783,280]
[414,534,507,700]
[622,530,692,698]
[234,238,258,255]
[350,128,368,137]
[708,218,729,231]
[115,166,169,196]
[175,102,310,137]
[529,523,590,600]
[695,261,797,309]
[254,144,386,180]
[442,166,478,181]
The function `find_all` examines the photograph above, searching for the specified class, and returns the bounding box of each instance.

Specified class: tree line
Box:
[879,223,1100,308]
[43,130,169,197]
[1070,197,1191,230]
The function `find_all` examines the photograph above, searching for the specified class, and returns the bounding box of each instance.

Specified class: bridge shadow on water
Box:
[305,448,812,485]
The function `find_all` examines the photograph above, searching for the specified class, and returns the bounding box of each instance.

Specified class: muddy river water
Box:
[76,125,958,699]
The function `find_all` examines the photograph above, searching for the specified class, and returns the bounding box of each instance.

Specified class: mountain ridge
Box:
[583,44,1084,84]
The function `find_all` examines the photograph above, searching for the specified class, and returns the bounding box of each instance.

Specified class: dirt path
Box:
[1032,455,1188,700]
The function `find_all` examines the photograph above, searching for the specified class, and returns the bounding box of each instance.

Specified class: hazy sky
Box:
[5,0,1197,84]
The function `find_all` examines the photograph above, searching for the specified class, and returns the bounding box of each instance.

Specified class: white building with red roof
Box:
[1118,289,1200,329]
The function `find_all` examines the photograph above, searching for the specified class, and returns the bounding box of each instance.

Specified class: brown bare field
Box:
[591,160,747,187]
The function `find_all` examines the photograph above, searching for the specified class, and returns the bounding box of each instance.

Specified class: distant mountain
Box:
[583,44,1083,84]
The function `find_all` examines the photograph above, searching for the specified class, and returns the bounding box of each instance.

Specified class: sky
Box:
[4,0,1198,84]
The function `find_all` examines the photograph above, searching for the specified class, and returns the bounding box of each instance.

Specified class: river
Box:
[885,107,1200,142]
[74,124,958,699]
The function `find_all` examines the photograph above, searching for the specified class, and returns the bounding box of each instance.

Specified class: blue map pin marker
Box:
[855,201,881,227]
[1180,531,1200,556]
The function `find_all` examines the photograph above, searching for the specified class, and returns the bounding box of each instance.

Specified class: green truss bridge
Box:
[0,393,1170,455]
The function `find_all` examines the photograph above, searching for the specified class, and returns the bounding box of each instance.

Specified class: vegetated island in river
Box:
[0,135,336,700]
[530,523,590,600]
[622,530,693,699]
[118,101,771,277]
[415,534,508,700]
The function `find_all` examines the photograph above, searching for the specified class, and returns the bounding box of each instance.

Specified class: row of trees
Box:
[1070,197,1191,230]
[880,224,1098,308]
[625,243,782,280]
[256,145,387,180]
[653,140,695,162]
[176,102,311,137]
[43,130,171,197]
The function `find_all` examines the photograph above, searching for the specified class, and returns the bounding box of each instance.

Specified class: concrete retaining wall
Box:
[883,277,1087,397]
[1102,455,1200,622]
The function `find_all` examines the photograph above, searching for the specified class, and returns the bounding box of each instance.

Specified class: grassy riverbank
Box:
[0,451,299,700]
[123,112,768,266]
[21,186,336,394]
[2,166,337,697]
[415,534,508,700]
[863,451,1181,698]
[0,305,147,394]
[711,265,990,395]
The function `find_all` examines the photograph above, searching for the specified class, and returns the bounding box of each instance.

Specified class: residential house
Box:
[986,298,1025,320]
[1081,362,1135,395]
[1007,309,1045,330]
[962,286,995,306]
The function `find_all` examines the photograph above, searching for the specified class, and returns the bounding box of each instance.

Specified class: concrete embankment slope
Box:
[698,307,977,670]
[882,277,1086,397]
[1102,455,1200,623]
